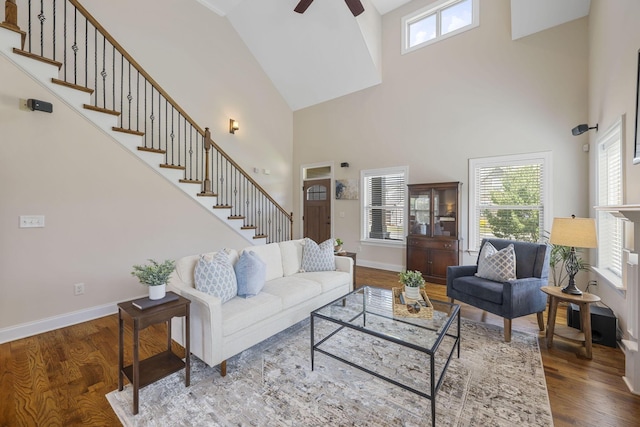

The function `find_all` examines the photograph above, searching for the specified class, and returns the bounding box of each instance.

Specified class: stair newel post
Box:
[3,0,17,29]
[201,127,213,195]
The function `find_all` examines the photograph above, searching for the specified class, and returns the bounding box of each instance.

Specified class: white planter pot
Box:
[405,285,420,300]
[149,284,166,300]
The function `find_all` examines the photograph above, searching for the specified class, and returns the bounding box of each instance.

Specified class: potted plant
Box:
[131,259,176,300]
[398,270,425,300]
[334,238,344,253]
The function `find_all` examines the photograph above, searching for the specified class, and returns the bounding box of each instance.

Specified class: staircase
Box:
[0,0,292,245]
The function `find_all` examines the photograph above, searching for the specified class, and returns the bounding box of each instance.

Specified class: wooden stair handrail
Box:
[68,0,204,136]
[69,0,292,225]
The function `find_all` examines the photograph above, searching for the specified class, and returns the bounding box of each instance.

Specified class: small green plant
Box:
[335,238,343,246]
[398,270,425,288]
[131,259,175,286]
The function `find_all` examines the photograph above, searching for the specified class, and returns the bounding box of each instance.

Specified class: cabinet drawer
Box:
[407,238,458,251]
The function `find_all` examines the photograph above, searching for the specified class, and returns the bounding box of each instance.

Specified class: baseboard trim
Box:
[357,259,403,272]
[0,301,124,344]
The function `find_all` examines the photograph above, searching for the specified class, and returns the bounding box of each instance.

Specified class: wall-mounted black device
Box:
[340,162,349,167]
[27,99,53,113]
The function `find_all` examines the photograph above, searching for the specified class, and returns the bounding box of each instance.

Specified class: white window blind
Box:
[469,152,551,251]
[597,119,624,278]
[361,167,407,243]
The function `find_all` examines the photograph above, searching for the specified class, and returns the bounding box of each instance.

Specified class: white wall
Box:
[293,0,589,270]
[0,0,293,337]
[587,0,640,335]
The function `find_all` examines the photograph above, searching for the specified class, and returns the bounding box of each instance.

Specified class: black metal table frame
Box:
[311,286,460,427]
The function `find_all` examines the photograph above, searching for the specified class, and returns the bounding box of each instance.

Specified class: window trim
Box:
[468,151,552,252]
[595,116,625,287]
[360,166,409,247]
[401,0,479,55]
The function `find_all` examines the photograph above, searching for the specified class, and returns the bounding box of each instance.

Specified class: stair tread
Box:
[253,234,268,239]
[137,146,165,154]
[228,215,245,220]
[51,78,94,94]
[213,205,232,209]
[197,192,217,197]
[13,48,62,68]
[113,127,144,136]
[83,104,120,116]
[241,226,257,230]
[159,164,186,170]
[179,179,202,184]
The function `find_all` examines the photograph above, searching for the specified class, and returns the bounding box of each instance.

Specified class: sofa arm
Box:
[167,273,224,367]
[335,255,353,275]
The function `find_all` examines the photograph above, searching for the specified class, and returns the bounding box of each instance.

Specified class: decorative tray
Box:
[392,287,434,319]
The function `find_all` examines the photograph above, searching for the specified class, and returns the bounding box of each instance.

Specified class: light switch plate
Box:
[20,215,45,228]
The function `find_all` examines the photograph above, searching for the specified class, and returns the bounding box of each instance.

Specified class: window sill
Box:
[592,266,626,297]
[360,239,405,249]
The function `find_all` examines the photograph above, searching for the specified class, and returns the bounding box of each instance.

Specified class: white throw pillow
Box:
[301,238,335,272]
[194,251,237,303]
[475,242,517,282]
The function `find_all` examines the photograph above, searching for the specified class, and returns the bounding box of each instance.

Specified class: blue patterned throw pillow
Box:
[301,238,335,272]
[235,251,267,298]
[194,250,237,303]
[475,242,517,282]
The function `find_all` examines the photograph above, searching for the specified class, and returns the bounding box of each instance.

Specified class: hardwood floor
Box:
[1,266,639,426]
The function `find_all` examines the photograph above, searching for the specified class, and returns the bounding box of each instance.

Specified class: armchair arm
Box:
[334,256,353,274]
[502,277,549,318]
[446,264,478,296]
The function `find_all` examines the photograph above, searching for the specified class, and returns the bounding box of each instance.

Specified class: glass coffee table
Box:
[311,286,460,426]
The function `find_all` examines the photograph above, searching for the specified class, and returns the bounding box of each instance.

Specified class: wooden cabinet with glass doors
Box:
[406,182,461,284]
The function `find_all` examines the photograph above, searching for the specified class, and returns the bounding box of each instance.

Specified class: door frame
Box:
[300,161,335,240]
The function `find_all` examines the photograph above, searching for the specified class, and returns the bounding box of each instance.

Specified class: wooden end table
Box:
[541,286,601,359]
[118,291,190,415]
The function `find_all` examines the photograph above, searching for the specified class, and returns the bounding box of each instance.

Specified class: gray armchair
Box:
[446,238,551,342]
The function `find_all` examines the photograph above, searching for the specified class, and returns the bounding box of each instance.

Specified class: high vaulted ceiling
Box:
[195,0,590,111]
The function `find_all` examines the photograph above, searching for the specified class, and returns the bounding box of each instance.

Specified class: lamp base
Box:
[561,283,583,295]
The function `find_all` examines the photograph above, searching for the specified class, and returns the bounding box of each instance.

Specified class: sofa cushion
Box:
[262,276,322,308]
[194,251,237,303]
[243,243,284,281]
[235,251,267,298]
[221,292,283,337]
[279,239,305,276]
[475,242,516,282]
[301,238,335,272]
[296,271,351,293]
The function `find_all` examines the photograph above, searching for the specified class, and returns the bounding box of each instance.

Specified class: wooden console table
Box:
[118,291,190,414]
[541,286,601,359]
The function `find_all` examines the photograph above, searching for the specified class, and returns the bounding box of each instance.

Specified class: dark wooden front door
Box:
[303,179,331,243]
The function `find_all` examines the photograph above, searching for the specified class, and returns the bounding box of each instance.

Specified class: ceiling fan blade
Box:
[294,0,314,14]
[345,0,364,16]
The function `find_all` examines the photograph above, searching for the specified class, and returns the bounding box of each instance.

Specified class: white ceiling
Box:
[194,0,591,111]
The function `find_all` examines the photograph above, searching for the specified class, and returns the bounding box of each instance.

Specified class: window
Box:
[469,152,552,251]
[402,0,479,54]
[361,167,408,244]
[596,118,624,282]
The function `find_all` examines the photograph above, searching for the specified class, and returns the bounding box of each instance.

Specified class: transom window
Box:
[469,152,552,251]
[402,0,479,55]
[361,167,408,245]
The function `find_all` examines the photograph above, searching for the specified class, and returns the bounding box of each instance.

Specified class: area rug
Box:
[106,318,553,427]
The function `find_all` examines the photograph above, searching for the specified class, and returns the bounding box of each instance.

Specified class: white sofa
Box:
[168,239,353,376]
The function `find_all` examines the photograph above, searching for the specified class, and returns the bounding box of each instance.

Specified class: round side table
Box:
[541,286,601,359]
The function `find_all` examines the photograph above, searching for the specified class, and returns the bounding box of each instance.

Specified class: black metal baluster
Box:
[84,15,87,88]
[93,27,96,103]
[38,0,43,56]
[72,6,77,84]
[52,0,56,60]
[136,71,140,132]
[127,63,132,130]
[27,0,32,52]
[150,87,155,150]
[63,0,66,80]
[112,46,116,115]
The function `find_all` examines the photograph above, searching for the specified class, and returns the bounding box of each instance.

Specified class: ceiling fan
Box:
[294,0,365,17]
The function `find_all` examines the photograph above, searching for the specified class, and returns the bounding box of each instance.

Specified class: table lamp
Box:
[549,215,598,295]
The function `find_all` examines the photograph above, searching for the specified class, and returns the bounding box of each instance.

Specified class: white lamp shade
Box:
[549,217,598,248]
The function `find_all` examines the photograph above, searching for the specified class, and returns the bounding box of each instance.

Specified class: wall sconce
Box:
[229,119,239,134]
[571,123,598,136]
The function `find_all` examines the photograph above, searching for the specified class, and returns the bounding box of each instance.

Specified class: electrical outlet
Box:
[74,283,85,296]
[19,215,45,228]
